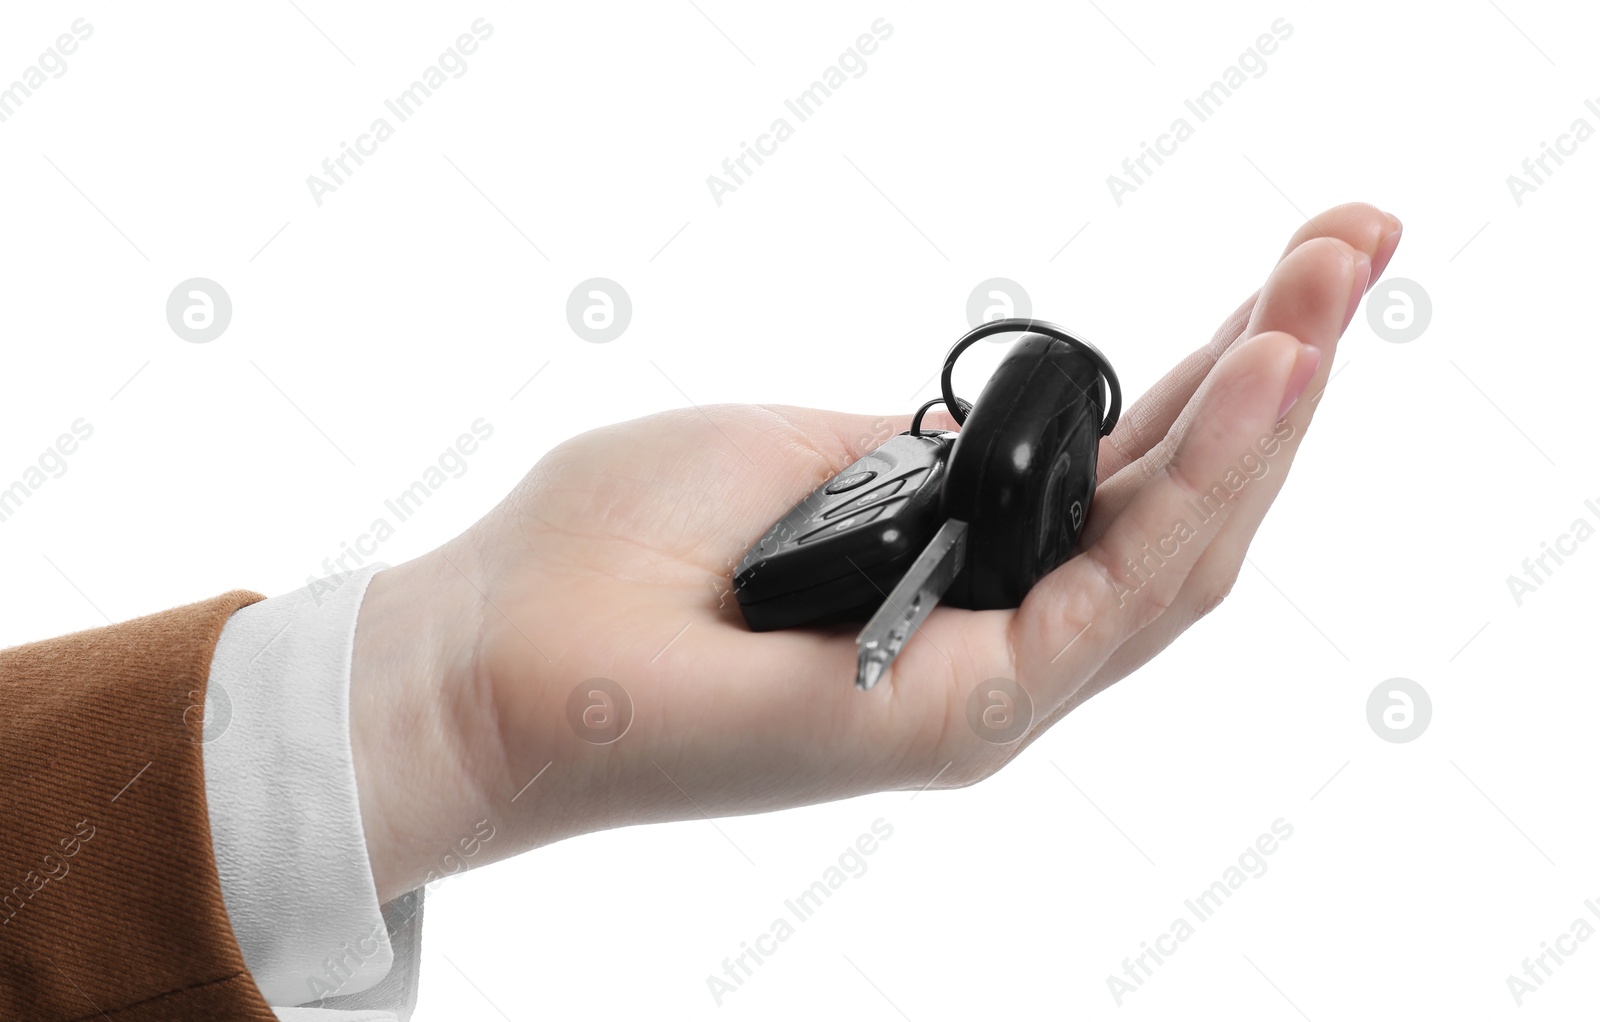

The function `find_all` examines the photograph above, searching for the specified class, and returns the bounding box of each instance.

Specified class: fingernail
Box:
[1342,250,1372,333]
[1372,218,1403,281]
[1278,343,1322,418]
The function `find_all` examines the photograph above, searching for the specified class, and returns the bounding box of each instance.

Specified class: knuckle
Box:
[1138,434,1173,481]
[946,746,1014,789]
[1161,452,1210,506]
[1108,409,1150,468]
[945,759,991,789]
[1290,235,1360,280]
[1134,580,1178,631]
[1083,547,1131,616]
[1196,570,1240,620]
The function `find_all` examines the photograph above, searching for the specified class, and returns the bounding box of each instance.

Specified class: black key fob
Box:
[941,333,1106,609]
[734,430,955,631]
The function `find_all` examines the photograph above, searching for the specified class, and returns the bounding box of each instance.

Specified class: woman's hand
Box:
[349,203,1402,902]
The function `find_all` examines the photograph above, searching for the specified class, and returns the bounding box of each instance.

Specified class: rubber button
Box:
[824,470,877,494]
[823,477,906,519]
[798,504,885,543]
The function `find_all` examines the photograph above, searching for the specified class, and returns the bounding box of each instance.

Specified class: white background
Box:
[2,1,1597,1017]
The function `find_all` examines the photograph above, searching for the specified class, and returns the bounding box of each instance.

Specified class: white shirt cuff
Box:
[202,565,422,1019]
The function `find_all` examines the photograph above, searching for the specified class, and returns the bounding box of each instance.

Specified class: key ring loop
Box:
[939,318,1122,436]
[909,396,973,437]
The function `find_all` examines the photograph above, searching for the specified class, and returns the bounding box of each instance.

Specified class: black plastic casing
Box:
[733,431,955,631]
[941,334,1105,610]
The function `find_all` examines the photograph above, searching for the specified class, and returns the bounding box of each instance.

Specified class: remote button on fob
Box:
[823,475,912,519]
[800,503,888,542]
[825,471,878,493]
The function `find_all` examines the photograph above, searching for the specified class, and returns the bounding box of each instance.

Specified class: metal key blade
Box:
[855,518,969,691]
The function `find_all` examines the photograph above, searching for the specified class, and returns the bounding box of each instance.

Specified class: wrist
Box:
[349,545,496,903]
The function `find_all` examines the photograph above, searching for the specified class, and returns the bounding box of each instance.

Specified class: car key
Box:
[855,319,1121,689]
[733,425,961,632]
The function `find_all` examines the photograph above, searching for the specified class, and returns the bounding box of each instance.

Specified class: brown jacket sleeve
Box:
[0,592,281,1021]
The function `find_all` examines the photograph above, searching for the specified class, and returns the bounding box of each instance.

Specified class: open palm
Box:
[351,203,1402,901]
